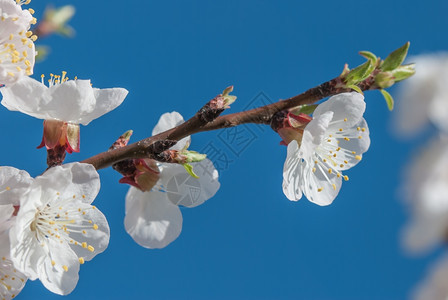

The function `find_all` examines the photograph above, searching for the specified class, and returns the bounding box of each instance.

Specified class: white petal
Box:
[35,163,100,205]
[38,239,80,295]
[0,204,13,226]
[313,92,366,128]
[0,166,33,206]
[1,77,47,118]
[125,187,182,249]
[301,111,333,159]
[152,111,191,150]
[68,203,110,262]
[282,140,303,201]
[77,87,128,126]
[160,159,220,208]
[0,256,27,300]
[41,79,96,123]
[302,156,342,206]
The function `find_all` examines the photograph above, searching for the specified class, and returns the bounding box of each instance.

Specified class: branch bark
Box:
[81,73,378,170]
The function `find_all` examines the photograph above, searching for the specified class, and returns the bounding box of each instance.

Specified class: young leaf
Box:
[380,89,394,111]
[183,163,199,179]
[380,42,410,72]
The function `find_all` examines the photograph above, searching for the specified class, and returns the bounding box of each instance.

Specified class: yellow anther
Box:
[9,34,13,40]
[82,242,87,248]
[5,186,10,191]
[87,245,95,252]
[72,195,76,199]
[352,151,356,154]
[344,160,348,164]
[328,168,332,174]
[82,195,86,199]
[358,136,362,139]
[51,260,56,266]
[339,128,343,132]
[323,159,327,162]
[327,139,331,142]
[312,168,316,173]
[336,147,341,151]
[28,8,34,14]
[332,184,337,190]
[25,31,32,38]
[16,66,21,72]
[340,164,344,168]
[30,35,37,42]
[357,127,361,131]
[343,175,349,181]
[355,155,362,160]
[82,230,86,234]
[344,137,350,141]
[7,72,15,77]
[361,128,366,132]
[333,153,337,157]
[317,187,323,192]
[79,257,85,264]
[93,224,98,230]
[62,265,68,272]
[30,17,36,24]
[344,118,347,122]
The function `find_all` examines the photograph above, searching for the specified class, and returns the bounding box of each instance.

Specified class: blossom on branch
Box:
[0,0,37,85]
[413,253,448,300]
[282,92,370,205]
[0,74,128,155]
[124,112,220,248]
[9,163,110,295]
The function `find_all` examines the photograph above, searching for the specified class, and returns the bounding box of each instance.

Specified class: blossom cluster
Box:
[0,0,378,298]
[394,53,448,299]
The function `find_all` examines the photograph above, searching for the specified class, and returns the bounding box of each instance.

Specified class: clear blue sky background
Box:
[4,0,448,299]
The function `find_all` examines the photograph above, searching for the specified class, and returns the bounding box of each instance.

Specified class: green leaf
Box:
[359,51,378,63]
[183,163,199,179]
[380,89,394,111]
[345,60,373,84]
[347,84,363,94]
[297,104,318,115]
[380,42,410,71]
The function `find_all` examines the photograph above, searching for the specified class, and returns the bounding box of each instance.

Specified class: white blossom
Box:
[413,253,448,300]
[0,74,128,126]
[9,163,109,295]
[125,112,220,249]
[0,0,36,85]
[394,53,448,136]
[402,136,448,254]
[282,92,370,205]
[0,165,32,300]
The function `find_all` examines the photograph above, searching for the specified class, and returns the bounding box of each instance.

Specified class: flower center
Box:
[29,194,101,270]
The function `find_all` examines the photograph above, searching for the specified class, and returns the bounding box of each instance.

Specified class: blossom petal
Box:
[1,76,47,117]
[35,163,100,205]
[76,87,129,126]
[38,239,80,295]
[0,254,27,300]
[301,111,333,159]
[314,92,366,129]
[160,159,220,208]
[302,156,342,206]
[0,166,33,206]
[152,111,191,150]
[125,187,182,249]
[282,140,303,201]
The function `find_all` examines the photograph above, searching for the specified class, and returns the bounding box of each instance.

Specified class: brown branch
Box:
[81,73,378,170]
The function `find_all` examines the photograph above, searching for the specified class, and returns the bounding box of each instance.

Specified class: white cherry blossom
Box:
[282,92,370,205]
[0,0,36,85]
[402,136,448,254]
[394,53,448,136]
[1,74,128,126]
[413,253,448,300]
[9,163,109,295]
[125,112,220,249]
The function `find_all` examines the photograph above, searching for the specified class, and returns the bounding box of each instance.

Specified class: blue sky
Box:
[5,0,448,299]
